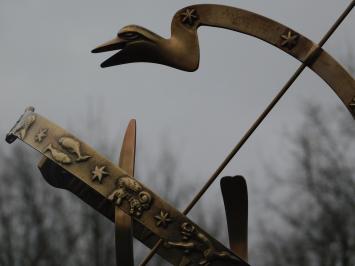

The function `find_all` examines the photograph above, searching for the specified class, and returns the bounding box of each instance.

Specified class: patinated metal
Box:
[6,107,248,266]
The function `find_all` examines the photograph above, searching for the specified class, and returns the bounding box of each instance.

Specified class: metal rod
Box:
[140,1,354,265]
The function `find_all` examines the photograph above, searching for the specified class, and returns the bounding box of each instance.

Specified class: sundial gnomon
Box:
[6,2,354,266]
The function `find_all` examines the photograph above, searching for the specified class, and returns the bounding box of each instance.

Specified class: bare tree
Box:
[0,146,82,266]
[256,104,355,266]
[133,137,227,265]
[0,100,234,266]
[0,134,226,266]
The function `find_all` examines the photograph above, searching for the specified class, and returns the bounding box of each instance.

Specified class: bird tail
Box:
[44,144,52,153]
[76,155,91,162]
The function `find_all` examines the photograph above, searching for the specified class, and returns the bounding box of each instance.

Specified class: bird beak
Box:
[91,37,127,68]
[92,36,126,53]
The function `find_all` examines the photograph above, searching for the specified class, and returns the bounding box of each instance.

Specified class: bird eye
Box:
[119,32,140,40]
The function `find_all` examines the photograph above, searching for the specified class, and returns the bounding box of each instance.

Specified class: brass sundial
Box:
[6,2,354,266]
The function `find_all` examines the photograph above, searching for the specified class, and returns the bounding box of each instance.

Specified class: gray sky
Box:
[0,0,354,252]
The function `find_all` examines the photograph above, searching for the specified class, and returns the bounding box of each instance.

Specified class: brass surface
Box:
[116,119,136,266]
[7,108,248,266]
[92,4,355,117]
[221,176,248,261]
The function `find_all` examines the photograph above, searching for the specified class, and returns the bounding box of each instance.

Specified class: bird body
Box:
[15,115,36,139]
[92,22,199,71]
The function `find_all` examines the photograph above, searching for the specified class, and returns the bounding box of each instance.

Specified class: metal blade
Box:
[221,176,248,261]
[116,119,136,266]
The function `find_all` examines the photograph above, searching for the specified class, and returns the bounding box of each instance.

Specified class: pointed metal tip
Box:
[128,119,136,126]
[25,106,35,112]
[91,47,101,53]
[100,62,109,68]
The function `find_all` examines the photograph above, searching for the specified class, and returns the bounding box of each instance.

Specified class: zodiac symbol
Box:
[44,144,72,164]
[14,114,36,140]
[165,222,240,265]
[108,176,152,217]
[58,137,91,162]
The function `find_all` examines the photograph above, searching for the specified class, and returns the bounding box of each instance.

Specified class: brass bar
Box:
[139,2,354,264]
[7,108,248,266]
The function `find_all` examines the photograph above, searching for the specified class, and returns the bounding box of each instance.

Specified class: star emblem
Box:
[154,210,172,228]
[280,30,299,49]
[91,166,108,183]
[181,8,198,26]
[35,128,48,142]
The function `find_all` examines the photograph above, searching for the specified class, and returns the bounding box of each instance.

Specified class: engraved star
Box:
[181,8,198,26]
[91,166,108,183]
[154,210,172,228]
[35,128,48,142]
[281,30,299,49]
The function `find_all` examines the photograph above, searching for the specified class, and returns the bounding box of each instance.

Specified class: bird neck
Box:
[159,18,199,72]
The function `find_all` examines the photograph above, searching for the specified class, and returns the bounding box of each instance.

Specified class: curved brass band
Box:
[94,4,354,117]
[191,4,355,117]
[6,108,248,266]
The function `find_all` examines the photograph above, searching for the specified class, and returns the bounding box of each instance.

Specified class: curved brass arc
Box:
[189,4,355,117]
[93,4,355,117]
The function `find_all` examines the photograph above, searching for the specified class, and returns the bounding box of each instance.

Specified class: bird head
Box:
[92,24,199,71]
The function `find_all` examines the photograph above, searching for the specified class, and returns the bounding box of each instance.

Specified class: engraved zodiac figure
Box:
[44,144,72,164]
[14,114,36,140]
[58,137,91,162]
[108,176,152,217]
[165,222,240,265]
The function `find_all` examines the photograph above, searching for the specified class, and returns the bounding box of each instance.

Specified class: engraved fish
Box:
[15,115,36,139]
[44,144,72,164]
[58,137,91,162]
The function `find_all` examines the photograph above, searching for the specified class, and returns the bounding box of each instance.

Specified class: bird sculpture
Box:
[92,4,354,117]
[92,8,199,71]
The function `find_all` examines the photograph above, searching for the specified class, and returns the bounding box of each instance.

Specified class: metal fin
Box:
[116,119,137,266]
[221,176,248,261]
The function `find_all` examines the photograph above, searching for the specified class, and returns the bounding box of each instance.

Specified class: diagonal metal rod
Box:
[140,1,354,265]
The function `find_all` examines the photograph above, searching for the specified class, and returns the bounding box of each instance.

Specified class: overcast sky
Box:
[0,0,354,253]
